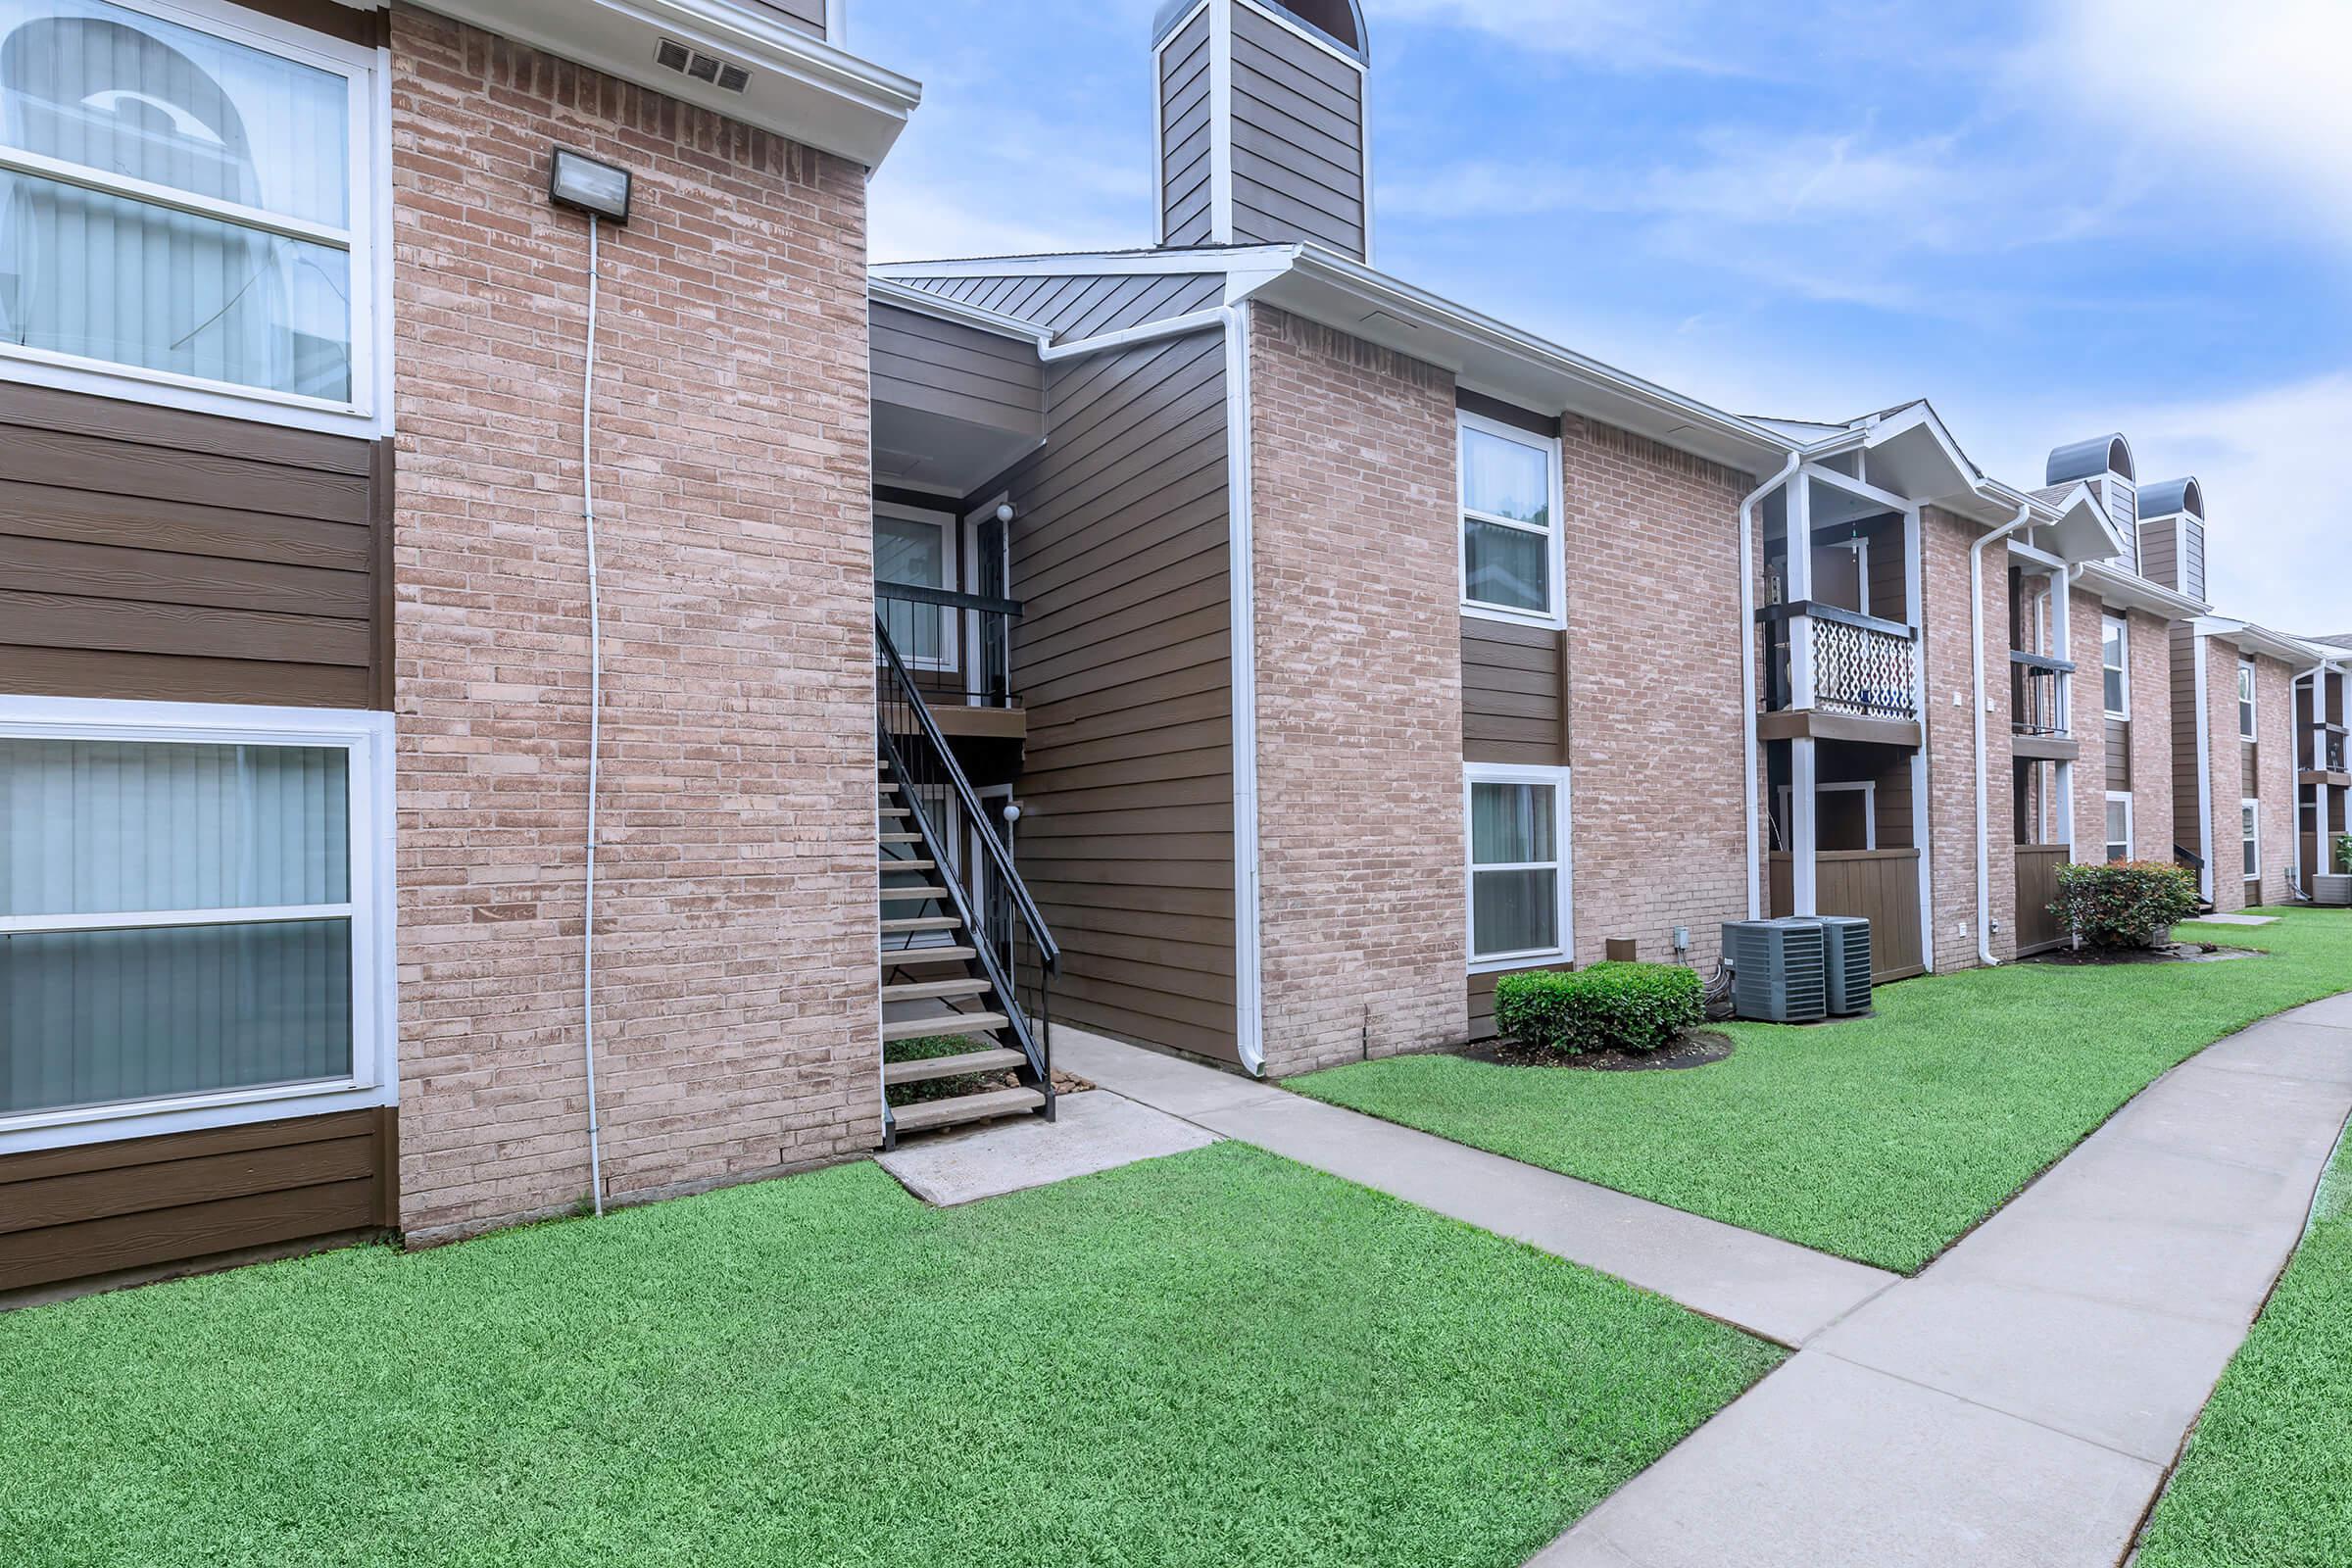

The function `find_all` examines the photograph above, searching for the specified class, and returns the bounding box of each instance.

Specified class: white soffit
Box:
[424,0,920,169]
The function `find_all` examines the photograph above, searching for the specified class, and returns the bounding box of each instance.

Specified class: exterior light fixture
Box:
[549,147,631,223]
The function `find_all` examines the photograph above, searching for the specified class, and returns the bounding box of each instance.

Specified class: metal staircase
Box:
[875,613,1058,1148]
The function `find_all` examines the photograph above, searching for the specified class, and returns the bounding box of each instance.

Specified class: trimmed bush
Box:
[2334,833,2352,874]
[2052,859,2202,950]
[1494,962,1703,1056]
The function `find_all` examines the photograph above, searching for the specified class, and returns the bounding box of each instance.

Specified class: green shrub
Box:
[2334,833,2352,874]
[2052,859,2202,949]
[1494,962,1703,1056]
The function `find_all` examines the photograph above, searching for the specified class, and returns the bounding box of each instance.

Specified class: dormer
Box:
[2136,478,2209,603]
[1152,0,1371,260]
[2046,433,2137,573]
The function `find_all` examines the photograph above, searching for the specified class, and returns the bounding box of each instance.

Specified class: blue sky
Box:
[857,0,2352,636]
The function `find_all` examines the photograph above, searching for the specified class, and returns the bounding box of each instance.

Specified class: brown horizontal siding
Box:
[2106,718,2132,792]
[1463,617,1568,764]
[1005,314,1237,1063]
[0,384,388,710]
[1158,7,1215,246]
[0,1108,392,1294]
[2172,626,2202,856]
[869,301,1043,438]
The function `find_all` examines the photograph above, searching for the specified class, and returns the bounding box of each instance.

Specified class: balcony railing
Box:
[1758,602,1919,720]
[2011,651,2074,739]
[876,580,1021,710]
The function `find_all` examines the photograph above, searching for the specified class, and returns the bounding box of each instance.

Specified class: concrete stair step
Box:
[883,946,977,966]
[884,976,992,1004]
[881,1011,1007,1044]
[881,916,960,935]
[881,832,922,845]
[882,859,938,874]
[890,1085,1046,1135]
[879,885,949,903]
[884,1048,1025,1087]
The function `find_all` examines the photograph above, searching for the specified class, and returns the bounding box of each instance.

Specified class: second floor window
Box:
[2102,615,2129,716]
[2240,662,2258,741]
[0,0,373,415]
[1460,412,1559,623]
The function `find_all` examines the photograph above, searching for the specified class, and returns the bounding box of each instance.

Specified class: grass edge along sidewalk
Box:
[1294,909,2352,1273]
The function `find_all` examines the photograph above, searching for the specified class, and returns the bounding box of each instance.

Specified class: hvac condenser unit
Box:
[1817,915,1873,1017]
[1721,918,1828,1023]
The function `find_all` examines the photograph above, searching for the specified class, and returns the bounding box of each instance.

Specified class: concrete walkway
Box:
[1540,991,2352,1568]
[1053,1028,1896,1347]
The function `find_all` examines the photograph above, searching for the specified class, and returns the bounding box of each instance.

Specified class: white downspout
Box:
[1221,301,1263,1076]
[1971,505,2033,966]
[1739,451,1802,920]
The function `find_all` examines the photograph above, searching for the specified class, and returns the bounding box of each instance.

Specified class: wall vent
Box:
[656,38,753,93]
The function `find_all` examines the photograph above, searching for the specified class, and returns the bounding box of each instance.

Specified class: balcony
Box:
[1757,602,1922,745]
[876,580,1026,749]
[2010,651,2077,760]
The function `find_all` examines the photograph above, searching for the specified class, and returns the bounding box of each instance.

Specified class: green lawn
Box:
[2137,1135,2352,1567]
[1294,909,2352,1273]
[0,1142,1777,1568]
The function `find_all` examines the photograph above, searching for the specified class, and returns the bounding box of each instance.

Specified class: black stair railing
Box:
[875,612,1059,1105]
[876,581,1023,710]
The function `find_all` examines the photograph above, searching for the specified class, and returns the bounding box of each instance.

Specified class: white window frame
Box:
[1464,761,1574,972]
[2102,613,2130,719]
[0,0,388,436]
[2104,790,2132,863]
[0,695,396,1154]
[2239,661,2258,741]
[2242,798,2261,882]
[1458,409,1566,630]
[873,501,959,674]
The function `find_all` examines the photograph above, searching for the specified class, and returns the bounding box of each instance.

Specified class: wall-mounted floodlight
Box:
[549,147,632,224]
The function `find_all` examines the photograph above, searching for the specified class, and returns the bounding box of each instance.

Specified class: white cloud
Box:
[2022,0,2352,244]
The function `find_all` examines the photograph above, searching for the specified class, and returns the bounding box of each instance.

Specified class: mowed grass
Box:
[1295,909,2352,1273]
[2138,1141,2352,1567]
[0,1142,1779,1568]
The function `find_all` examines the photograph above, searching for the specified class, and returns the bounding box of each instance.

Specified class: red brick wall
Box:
[2204,641,2247,912]
[2256,653,2299,905]
[1920,507,2014,968]
[1249,307,1467,1076]
[1561,418,1753,971]
[390,10,878,1240]
[2128,610,2177,860]
[2069,585,2108,856]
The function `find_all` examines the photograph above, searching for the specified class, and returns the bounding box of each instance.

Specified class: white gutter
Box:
[1038,310,1226,363]
[1972,504,2034,965]
[1738,451,1802,920]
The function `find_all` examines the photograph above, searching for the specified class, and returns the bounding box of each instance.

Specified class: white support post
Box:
[1791,735,1819,916]
[1788,474,1816,709]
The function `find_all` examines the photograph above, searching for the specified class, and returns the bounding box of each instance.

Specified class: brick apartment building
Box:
[0,0,2333,1298]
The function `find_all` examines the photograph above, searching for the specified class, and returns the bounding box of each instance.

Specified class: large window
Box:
[873,504,956,669]
[1459,411,1560,624]
[0,0,378,421]
[2242,799,2261,881]
[1466,765,1570,966]
[2239,661,2258,741]
[0,698,391,1150]
[2104,792,2132,863]
[2102,614,2129,717]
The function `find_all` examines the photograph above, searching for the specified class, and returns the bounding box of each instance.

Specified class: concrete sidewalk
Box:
[1540,992,2352,1567]
[1053,1028,1896,1347]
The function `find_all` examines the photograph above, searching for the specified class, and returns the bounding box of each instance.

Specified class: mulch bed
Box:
[2026,941,2262,967]
[1449,1031,1736,1072]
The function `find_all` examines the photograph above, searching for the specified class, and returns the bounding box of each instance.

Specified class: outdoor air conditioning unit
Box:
[1818,915,1873,1016]
[1721,918,1828,1023]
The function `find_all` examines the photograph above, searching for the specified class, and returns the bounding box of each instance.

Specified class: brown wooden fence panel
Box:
[1766,849,1925,981]
[2016,846,2070,956]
